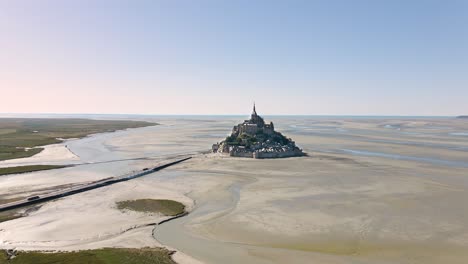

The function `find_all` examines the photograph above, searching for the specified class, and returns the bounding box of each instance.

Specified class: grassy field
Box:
[0,147,44,161]
[117,199,185,216]
[0,118,157,161]
[0,165,68,176]
[0,247,177,264]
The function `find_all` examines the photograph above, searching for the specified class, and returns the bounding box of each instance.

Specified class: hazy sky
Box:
[1,0,467,115]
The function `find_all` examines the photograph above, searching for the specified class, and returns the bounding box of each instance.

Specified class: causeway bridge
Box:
[0,157,192,212]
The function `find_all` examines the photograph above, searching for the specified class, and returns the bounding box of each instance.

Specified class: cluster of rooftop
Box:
[212,104,305,159]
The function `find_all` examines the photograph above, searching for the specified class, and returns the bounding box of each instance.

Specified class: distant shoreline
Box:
[0,118,158,162]
[0,113,459,119]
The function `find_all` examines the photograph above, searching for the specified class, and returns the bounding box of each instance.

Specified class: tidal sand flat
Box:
[1,117,468,263]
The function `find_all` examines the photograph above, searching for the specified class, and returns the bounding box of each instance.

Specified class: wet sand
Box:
[1,116,468,263]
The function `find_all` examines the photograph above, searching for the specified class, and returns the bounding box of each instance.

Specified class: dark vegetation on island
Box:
[0,118,157,161]
[0,247,177,264]
[0,165,68,176]
[224,129,291,146]
[117,199,185,216]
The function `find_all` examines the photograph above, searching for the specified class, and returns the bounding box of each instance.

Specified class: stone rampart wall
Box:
[254,150,303,159]
[230,151,254,158]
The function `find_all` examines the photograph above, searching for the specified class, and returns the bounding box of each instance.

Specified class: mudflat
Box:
[1,116,468,264]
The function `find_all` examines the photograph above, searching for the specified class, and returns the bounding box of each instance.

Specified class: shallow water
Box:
[154,180,254,264]
[450,132,468,136]
[339,148,468,168]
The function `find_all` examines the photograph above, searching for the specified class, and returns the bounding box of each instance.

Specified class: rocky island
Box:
[212,105,305,158]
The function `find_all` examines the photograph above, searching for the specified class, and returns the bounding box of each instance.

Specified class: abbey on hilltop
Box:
[212,104,305,159]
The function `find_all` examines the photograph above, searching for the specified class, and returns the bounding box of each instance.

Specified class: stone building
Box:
[232,104,274,136]
[212,104,305,159]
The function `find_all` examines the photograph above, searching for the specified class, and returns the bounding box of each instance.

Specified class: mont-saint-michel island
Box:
[2,1,468,264]
[212,104,305,158]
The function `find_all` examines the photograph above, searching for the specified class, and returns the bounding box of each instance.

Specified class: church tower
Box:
[250,102,265,127]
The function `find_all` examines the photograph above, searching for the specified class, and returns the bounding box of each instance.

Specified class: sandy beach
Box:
[1,116,468,263]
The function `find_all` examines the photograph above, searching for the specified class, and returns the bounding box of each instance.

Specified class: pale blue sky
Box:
[1,0,467,115]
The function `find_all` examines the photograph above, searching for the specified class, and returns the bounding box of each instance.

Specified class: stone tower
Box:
[250,103,264,126]
[252,103,257,118]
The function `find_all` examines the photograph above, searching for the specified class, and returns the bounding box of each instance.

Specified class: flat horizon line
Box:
[0,113,461,118]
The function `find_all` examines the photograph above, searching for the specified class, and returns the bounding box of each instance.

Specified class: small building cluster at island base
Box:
[212,104,305,159]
